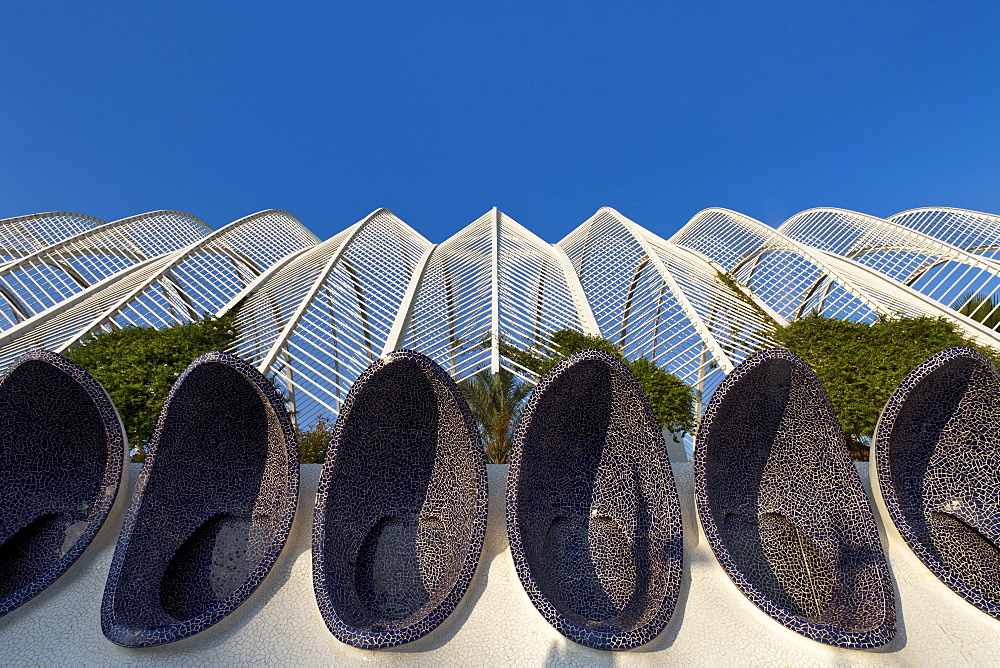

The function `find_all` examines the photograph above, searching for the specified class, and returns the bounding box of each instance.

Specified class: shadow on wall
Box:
[695,348,895,648]
[0,351,126,619]
[101,351,299,647]
[508,350,683,651]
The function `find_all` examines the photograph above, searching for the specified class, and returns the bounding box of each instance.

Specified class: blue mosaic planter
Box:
[101,351,298,647]
[0,351,126,618]
[694,348,895,648]
[507,350,683,650]
[873,346,1000,618]
[312,350,488,649]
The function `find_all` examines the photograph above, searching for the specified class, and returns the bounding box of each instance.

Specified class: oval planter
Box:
[101,351,298,647]
[0,351,126,618]
[872,346,1000,618]
[507,350,683,650]
[694,348,895,648]
[313,350,488,648]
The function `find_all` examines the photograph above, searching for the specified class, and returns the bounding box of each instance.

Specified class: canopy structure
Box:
[2,204,998,431]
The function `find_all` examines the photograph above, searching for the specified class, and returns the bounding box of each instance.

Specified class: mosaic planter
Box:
[872,346,1000,618]
[507,350,683,650]
[0,351,126,618]
[694,348,895,648]
[312,350,488,649]
[101,352,298,647]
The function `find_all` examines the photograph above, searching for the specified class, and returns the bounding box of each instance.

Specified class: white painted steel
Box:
[0,211,211,329]
[0,210,316,367]
[560,208,778,406]
[781,208,1000,321]
[401,209,592,384]
[0,211,105,261]
[237,209,431,428]
[2,203,1000,435]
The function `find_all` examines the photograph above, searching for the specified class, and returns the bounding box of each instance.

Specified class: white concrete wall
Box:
[1,463,998,666]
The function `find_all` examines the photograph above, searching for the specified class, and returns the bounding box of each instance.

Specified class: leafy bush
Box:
[773,314,1000,460]
[297,415,333,463]
[64,314,238,461]
[502,329,697,435]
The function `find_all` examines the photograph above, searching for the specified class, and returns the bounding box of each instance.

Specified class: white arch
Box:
[0,211,211,328]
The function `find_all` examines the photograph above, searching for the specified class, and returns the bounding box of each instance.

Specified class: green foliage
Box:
[459,369,533,464]
[958,292,1000,330]
[64,314,239,462]
[626,357,699,436]
[501,329,697,435]
[772,314,1000,461]
[297,415,333,464]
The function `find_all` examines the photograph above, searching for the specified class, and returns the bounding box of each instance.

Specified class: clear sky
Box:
[2,2,998,243]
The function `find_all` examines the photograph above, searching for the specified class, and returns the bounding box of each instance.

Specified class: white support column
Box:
[257,216,372,376]
[490,207,501,374]
[381,245,436,356]
[549,244,601,336]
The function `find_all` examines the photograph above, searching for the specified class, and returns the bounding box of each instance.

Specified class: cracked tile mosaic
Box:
[506,349,683,650]
[0,350,126,619]
[873,346,1000,619]
[694,347,896,648]
[312,349,489,649]
[100,351,299,647]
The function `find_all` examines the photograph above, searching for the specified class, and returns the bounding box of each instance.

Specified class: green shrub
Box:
[297,415,333,463]
[64,314,239,461]
[773,314,1000,460]
[502,329,696,435]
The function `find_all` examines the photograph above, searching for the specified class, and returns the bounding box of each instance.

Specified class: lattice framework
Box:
[1,203,1000,437]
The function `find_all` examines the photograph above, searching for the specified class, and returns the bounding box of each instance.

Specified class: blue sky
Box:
[1,2,998,243]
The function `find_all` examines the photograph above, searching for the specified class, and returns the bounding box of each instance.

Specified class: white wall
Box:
[1,463,998,666]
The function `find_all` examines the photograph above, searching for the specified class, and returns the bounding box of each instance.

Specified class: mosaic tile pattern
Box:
[312,349,488,649]
[0,350,126,618]
[101,351,299,647]
[873,346,1000,619]
[694,348,896,648]
[507,350,683,650]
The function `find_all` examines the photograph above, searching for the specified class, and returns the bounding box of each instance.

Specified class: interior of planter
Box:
[0,359,108,602]
[110,361,291,630]
[887,355,1000,604]
[319,358,479,633]
[702,356,885,634]
[514,358,674,635]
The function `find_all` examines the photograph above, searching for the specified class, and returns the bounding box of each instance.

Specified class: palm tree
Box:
[957,292,1000,330]
[459,369,533,464]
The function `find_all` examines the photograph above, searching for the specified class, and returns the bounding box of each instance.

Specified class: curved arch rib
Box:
[781,208,1000,321]
[0,211,211,328]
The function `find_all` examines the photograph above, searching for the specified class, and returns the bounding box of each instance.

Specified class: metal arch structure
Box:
[671,208,1000,346]
[673,208,888,323]
[0,211,212,330]
[399,209,594,384]
[889,207,1000,258]
[0,212,106,261]
[230,209,431,429]
[779,208,1000,331]
[560,208,778,409]
[1,203,1000,433]
[0,209,317,368]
